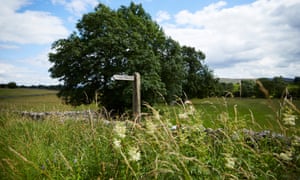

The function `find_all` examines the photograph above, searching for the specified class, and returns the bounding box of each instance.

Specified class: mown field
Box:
[0,88,299,179]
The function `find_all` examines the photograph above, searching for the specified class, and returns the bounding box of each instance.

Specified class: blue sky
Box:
[1,0,299,85]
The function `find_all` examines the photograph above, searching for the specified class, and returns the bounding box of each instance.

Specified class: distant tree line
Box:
[0,82,17,89]
[214,76,300,99]
[2,76,299,101]
[0,82,62,90]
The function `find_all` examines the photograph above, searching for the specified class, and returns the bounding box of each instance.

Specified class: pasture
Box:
[0,88,299,179]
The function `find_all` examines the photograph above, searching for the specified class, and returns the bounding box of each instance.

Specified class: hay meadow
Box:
[0,88,299,179]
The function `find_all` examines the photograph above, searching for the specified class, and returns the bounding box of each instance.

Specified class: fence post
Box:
[133,72,141,122]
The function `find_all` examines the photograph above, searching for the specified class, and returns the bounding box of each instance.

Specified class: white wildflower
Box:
[146,121,156,134]
[279,151,293,161]
[183,100,195,115]
[187,105,196,115]
[114,122,126,138]
[113,138,121,149]
[292,136,300,147]
[179,113,189,119]
[223,153,236,169]
[282,113,296,126]
[128,147,141,161]
[225,158,235,169]
[231,131,240,141]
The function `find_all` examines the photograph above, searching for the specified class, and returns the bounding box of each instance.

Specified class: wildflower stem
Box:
[119,149,137,178]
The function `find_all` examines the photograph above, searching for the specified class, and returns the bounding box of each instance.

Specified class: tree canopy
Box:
[49,2,216,112]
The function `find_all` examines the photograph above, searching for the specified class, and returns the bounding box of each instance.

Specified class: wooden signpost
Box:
[112,72,141,122]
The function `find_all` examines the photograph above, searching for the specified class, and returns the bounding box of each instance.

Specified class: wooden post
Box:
[133,72,141,122]
[239,80,242,98]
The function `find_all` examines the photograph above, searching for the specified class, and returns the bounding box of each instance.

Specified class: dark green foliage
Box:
[255,77,288,98]
[217,76,300,99]
[241,80,256,97]
[181,46,216,98]
[49,3,216,112]
[272,77,288,98]
[214,82,235,97]
[7,82,17,89]
[160,38,185,103]
[294,77,300,84]
[289,86,300,99]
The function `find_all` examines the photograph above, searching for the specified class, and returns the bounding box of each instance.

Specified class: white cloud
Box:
[0,0,69,44]
[23,49,52,68]
[0,44,19,49]
[156,11,170,23]
[0,62,31,85]
[215,57,300,79]
[0,47,60,86]
[51,0,98,15]
[1,0,29,13]
[161,0,300,78]
[0,60,59,86]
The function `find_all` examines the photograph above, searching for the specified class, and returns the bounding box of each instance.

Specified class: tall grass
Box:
[188,97,300,132]
[0,93,299,179]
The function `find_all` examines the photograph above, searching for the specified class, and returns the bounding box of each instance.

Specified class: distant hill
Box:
[219,77,295,84]
[219,78,256,84]
[282,78,294,83]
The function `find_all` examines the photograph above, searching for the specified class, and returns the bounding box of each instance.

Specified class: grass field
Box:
[0,88,57,97]
[198,98,300,131]
[0,88,97,112]
[1,88,299,131]
[0,88,299,179]
[157,97,300,133]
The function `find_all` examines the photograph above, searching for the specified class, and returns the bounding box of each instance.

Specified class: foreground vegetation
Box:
[0,89,299,179]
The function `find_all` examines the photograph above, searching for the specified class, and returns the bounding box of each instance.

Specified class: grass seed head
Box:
[146,121,156,134]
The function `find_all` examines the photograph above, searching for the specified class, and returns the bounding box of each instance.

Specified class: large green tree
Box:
[49,3,216,112]
[49,3,165,112]
[160,38,185,102]
[181,46,216,98]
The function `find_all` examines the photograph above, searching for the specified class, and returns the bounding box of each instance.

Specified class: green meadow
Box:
[0,88,97,112]
[158,97,300,133]
[0,88,299,179]
[198,98,300,131]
